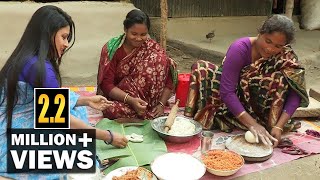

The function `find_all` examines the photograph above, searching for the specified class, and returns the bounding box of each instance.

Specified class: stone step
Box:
[293,88,320,118]
[309,88,320,102]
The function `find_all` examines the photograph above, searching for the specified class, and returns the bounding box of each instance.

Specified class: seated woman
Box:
[97,9,177,122]
[0,5,127,179]
[184,15,309,147]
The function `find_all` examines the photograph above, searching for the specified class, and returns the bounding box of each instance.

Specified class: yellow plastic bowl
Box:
[202,149,244,176]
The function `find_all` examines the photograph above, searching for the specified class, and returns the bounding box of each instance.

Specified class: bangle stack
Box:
[123,93,129,103]
[273,126,283,132]
[104,130,113,145]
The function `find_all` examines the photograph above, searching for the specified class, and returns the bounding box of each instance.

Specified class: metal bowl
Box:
[151,116,202,143]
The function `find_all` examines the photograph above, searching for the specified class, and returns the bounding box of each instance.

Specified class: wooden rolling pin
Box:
[164,100,180,133]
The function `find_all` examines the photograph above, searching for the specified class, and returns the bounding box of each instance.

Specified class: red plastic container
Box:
[176,73,191,107]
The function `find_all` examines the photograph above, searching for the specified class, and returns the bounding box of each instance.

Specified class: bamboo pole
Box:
[285,0,294,19]
[160,0,168,51]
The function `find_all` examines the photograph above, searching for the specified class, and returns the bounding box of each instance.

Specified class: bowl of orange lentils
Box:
[201,149,244,176]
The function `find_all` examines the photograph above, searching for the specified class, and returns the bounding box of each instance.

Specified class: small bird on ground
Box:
[206,30,215,42]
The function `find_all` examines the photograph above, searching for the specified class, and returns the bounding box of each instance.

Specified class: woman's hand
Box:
[128,97,148,115]
[270,127,282,147]
[110,132,128,148]
[87,95,113,111]
[151,104,165,118]
[249,123,278,146]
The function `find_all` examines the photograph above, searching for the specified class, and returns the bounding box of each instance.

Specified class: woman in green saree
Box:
[184,15,309,147]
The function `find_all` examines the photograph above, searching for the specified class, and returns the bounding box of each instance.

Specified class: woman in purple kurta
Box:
[184,15,309,147]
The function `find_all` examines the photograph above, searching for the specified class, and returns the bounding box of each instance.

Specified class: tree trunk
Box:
[160,0,168,51]
[285,0,294,19]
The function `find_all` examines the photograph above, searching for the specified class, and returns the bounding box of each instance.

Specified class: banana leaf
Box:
[95,119,167,174]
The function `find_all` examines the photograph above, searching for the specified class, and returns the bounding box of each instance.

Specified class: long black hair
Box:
[0,5,75,128]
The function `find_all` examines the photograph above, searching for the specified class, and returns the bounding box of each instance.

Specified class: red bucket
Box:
[176,73,191,107]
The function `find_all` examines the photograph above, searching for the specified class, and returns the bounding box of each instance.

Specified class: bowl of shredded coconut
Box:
[151,116,202,143]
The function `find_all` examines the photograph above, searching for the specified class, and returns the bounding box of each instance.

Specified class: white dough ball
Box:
[245,131,257,144]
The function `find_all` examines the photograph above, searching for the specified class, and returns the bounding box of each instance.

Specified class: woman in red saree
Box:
[97,9,177,122]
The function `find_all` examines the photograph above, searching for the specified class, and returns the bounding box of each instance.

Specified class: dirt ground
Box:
[167,45,196,73]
